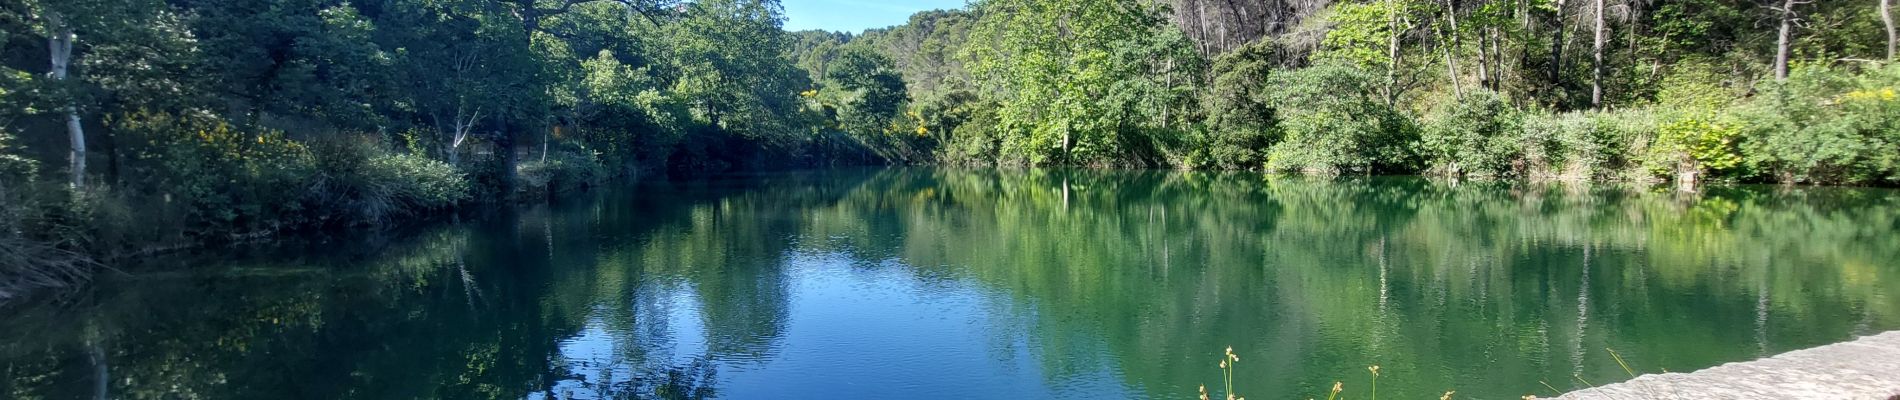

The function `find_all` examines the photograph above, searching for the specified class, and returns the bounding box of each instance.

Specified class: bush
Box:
[305,137,468,225]
[517,148,605,198]
[1646,112,1744,182]
[1735,65,1900,185]
[1421,90,1524,177]
[117,111,313,232]
[1263,61,1420,174]
[1190,42,1279,170]
[940,106,1004,165]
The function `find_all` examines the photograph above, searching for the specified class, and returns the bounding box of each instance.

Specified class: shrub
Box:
[1647,112,1744,182]
[1421,90,1524,177]
[305,137,468,225]
[1263,61,1420,174]
[117,111,313,231]
[1587,108,1662,181]
[0,130,37,240]
[1520,112,1594,179]
[1735,65,1900,185]
[1190,41,1279,170]
[940,106,1004,165]
[517,148,605,198]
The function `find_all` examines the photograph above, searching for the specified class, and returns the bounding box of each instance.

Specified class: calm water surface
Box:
[4,168,1898,399]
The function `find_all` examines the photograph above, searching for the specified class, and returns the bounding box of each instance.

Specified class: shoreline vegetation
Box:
[2,1,1896,293]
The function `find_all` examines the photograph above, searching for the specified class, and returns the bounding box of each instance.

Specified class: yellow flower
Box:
[1368,365,1381,376]
[1330,382,1342,394]
[1441,390,1455,400]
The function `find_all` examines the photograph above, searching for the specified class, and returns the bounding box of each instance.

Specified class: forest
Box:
[0,0,1896,275]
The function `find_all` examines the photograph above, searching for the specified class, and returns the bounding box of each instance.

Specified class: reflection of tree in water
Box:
[3,169,1898,399]
[0,170,868,399]
[777,170,1900,399]
[534,172,878,397]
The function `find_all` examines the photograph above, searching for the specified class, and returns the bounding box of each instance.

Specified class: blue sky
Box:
[780,0,969,33]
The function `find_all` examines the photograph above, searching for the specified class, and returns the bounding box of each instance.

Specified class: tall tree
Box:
[1883,0,1895,60]
[1592,0,1604,107]
[1441,0,1464,99]
[1550,0,1567,83]
[44,11,83,188]
[1773,0,1800,80]
[24,0,169,189]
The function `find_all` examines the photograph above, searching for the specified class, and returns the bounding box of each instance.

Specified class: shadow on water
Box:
[2,168,1897,399]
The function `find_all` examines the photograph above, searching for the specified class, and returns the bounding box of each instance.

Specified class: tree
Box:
[1592,0,1605,107]
[46,10,82,188]
[1551,0,1567,83]
[964,0,1200,166]
[1774,0,1802,80]
[1883,0,1895,60]
[1442,0,1464,99]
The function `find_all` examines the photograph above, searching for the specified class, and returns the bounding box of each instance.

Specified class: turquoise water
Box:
[3,168,1897,399]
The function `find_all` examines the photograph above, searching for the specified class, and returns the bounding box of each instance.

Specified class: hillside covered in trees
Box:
[0,0,1897,274]
[799,0,1896,184]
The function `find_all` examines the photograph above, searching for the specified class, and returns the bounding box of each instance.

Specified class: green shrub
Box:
[1736,65,1900,185]
[1263,61,1420,174]
[1647,112,1744,182]
[1421,90,1524,177]
[117,111,313,231]
[305,137,468,225]
[1190,42,1279,170]
[0,130,37,237]
[517,148,605,198]
[1588,108,1661,181]
[940,106,1004,165]
[0,130,32,186]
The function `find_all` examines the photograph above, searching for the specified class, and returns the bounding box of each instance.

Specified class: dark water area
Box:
[3,168,1897,399]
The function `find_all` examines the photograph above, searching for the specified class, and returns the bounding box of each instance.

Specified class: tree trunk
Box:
[1491,27,1505,87]
[1883,0,1895,60]
[1387,0,1402,104]
[1477,23,1491,90]
[1591,0,1604,107]
[1436,5,1466,99]
[47,13,85,189]
[1550,0,1567,84]
[1441,1,1464,99]
[1774,0,1796,80]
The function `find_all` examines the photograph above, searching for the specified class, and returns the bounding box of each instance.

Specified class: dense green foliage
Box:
[0,0,1896,266]
[773,0,1898,186]
[0,0,872,255]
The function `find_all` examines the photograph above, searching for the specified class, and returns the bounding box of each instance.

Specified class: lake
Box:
[2,168,1896,399]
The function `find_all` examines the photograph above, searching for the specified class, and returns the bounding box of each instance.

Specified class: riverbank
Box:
[0,137,621,301]
[1556,330,1900,399]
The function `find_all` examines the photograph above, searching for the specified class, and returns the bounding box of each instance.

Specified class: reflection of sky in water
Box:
[5,170,1896,400]
[537,248,1140,399]
[535,280,708,399]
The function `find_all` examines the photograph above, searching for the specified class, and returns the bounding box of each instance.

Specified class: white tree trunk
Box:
[447,108,481,166]
[47,13,85,189]
[1592,0,1604,107]
[1444,0,1464,99]
[1883,0,1895,60]
[1774,0,1796,80]
[1387,0,1402,104]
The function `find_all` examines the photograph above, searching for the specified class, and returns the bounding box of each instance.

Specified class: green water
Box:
[3,168,1898,399]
